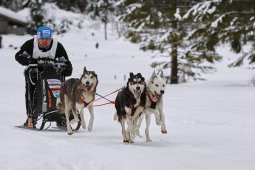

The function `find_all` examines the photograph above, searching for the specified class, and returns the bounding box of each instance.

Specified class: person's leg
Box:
[25,72,30,117]
[24,70,37,128]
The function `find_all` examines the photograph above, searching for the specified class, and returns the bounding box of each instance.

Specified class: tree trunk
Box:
[104,21,107,40]
[170,1,178,84]
[170,40,178,84]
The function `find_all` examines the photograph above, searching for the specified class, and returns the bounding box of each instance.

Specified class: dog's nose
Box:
[86,81,90,85]
[136,86,140,90]
[160,90,165,94]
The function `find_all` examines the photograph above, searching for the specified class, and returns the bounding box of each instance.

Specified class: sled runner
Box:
[19,58,81,131]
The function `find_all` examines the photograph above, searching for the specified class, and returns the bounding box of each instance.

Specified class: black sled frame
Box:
[25,58,81,131]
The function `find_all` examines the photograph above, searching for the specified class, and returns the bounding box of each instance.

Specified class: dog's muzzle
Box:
[80,83,93,91]
[134,89,142,97]
[155,91,163,100]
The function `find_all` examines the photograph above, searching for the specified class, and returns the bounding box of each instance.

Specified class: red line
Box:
[94,101,115,107]
[95,88,122,101]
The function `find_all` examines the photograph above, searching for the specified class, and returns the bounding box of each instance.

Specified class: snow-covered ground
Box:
[0,27,255,170]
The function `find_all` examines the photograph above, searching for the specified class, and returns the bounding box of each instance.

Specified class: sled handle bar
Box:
[25,63,67,71]
[25,63,67,85]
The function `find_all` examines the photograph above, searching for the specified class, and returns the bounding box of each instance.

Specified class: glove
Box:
[28,57,37,64]
[63,61,72,76]
[17,52,30,65]
[19,51,30,58]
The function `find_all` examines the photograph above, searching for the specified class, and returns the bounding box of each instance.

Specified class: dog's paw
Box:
[161,129,167,134]
[123,139,134,144]
[88,125,93,132]
[146,138,152,142]
[67,131,73,135]
[128,140,134,144]
[82,123,86,129]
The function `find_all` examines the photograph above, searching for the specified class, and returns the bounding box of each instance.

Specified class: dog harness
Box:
[147,91,161,109]
[127,98,143,116]
[80,96,94,108]
[61,82,94,108]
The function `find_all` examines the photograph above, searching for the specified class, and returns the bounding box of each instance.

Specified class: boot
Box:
[23,116,37,128]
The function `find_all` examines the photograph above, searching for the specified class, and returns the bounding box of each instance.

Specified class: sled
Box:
[22,58,81,131]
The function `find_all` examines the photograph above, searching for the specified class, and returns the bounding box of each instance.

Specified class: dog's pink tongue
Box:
[80,84,89,90]
[80,84,86,89]
[135,90,141,96]
[155,93,162,99]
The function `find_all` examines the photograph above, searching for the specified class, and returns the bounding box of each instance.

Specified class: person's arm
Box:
[15,39,34,66]
[55,42,73,76]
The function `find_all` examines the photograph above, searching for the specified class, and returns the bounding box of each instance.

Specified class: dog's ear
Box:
[141,77,145,82]
[83,67,87,73]
[152,70,156,77]
[91,71,97,77]
[128,72,134,83]
[93,72,99,89]
[160,70,164,78]
[150,70,156,81]
[137,73,145,82]
[137,73,142,77]
[129,72,134,78]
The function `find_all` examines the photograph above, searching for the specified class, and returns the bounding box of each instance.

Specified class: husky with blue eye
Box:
[137,70,167,142]
[114,73,146,143]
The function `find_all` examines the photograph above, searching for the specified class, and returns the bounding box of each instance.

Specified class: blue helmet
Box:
[37,26,53,39]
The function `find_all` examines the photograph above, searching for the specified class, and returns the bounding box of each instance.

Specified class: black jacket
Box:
[15,38,72,76]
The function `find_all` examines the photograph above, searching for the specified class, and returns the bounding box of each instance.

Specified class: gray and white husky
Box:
[57,67,98,135]
[138,70,167,142]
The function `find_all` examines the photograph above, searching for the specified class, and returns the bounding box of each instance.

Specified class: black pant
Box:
[24,69,37,117]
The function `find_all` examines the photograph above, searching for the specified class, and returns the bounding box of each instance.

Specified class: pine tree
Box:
[119,0,220,83]
[184,0,255,67]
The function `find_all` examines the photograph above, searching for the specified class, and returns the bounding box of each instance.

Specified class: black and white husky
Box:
[57,67,98,135]
[114,73,146,143]
[138,70,167,142]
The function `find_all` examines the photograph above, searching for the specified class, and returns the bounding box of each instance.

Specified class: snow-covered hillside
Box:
[0,12,255,170]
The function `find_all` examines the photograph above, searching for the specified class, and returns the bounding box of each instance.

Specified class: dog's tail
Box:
[56,97,65,114]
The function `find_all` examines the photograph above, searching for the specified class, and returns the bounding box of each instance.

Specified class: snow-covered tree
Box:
[119,0,220,83]
[88,0,115,40]
[0,0,23,11]
[23,0,44,34]
[53,0,88,12]
[184,0,255,67]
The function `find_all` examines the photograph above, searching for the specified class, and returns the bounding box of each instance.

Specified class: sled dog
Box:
[114,73,146,143]
[57,67,98,135]
[138,70,167,142]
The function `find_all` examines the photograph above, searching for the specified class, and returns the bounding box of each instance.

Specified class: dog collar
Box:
[147,92,158,103]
